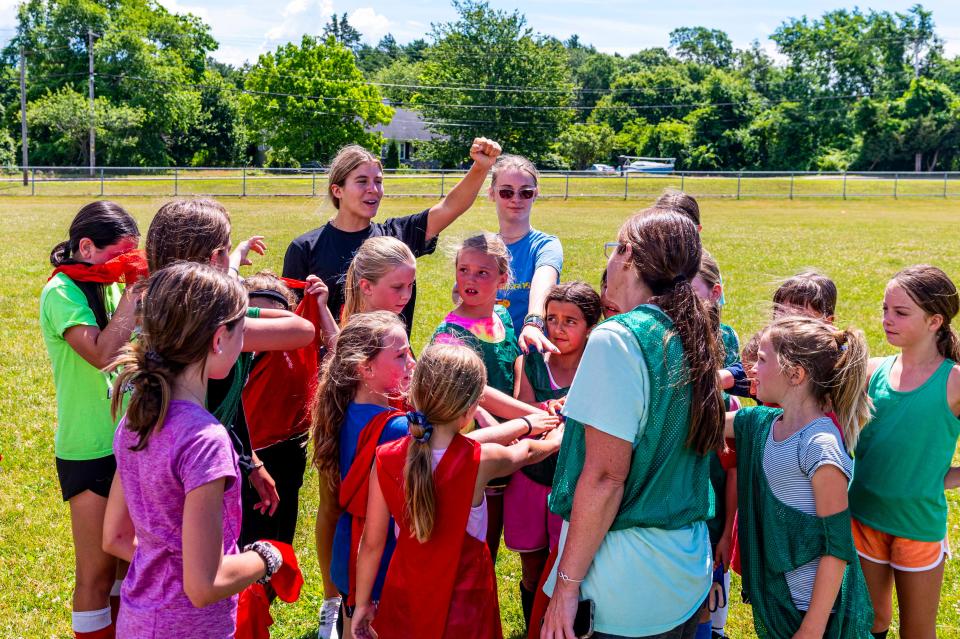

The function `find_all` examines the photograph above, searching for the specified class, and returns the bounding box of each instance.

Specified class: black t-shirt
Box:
[282,209,437,333]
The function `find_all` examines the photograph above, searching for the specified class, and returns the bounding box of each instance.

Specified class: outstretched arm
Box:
[425,138,502,241]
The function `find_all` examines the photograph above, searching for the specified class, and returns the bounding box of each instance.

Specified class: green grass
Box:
[2,195,960,638]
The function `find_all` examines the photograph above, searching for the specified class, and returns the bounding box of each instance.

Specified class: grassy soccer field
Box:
[2,195,960,638]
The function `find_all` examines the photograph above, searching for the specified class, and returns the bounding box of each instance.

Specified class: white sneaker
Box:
[318,596,341,639]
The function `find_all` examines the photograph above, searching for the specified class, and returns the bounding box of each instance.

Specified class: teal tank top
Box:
[849,356,960,541]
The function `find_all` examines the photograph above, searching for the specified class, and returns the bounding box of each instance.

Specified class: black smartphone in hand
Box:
[573,599,595,638]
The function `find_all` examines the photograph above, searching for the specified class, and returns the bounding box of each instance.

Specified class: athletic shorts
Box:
[503,470,562,553]
[55,455,116,501]
[853,518,950,572]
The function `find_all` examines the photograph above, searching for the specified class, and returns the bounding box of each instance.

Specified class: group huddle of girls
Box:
[39,135,960,639]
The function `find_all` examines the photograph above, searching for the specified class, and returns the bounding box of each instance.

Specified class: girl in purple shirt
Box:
[102,263,285,638]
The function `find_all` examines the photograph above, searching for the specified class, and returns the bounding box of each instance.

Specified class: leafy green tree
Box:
[322,13,362,51]
[669,27,734,68]
[171,70,246,166]
[412,0,572,166]
[373,59,425,105]
[852,98,903,170]
[244,36,392,165]
[4,0,217,165]
[898,76,960,170]
[590,65,696,130]
[682,69,761,169]
[556,122,614,168]
[357,34,404,74]
[26,86,145,165]
[772,6,941,96]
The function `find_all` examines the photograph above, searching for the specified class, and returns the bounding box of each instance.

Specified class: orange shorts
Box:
[852,518,950,572]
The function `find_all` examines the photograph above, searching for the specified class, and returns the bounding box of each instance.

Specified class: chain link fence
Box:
[1,167,958,199]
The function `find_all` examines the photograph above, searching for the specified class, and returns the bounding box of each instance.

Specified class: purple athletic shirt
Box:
[114,400,241,639]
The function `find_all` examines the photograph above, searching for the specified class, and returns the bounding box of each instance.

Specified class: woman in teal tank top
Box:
[849,266,960,639]
[542,211,725,638]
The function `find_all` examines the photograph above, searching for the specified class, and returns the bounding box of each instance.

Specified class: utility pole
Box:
[19,47,28,186]
[88,29,95,177]
[914,38,922,172]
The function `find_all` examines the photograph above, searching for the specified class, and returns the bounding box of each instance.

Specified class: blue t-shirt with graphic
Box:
[497,229,563,329]
[331,402,409,598]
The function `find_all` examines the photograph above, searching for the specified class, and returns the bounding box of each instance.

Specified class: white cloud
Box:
[0,0,21,35]
[265,0,334,42]
[349,7,390,43]
[155,0,210,22]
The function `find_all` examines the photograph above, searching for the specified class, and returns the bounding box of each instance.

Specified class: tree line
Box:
[1,0,958,171]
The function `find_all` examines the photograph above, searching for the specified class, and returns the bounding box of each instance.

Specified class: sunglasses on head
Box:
[497,187,536,200]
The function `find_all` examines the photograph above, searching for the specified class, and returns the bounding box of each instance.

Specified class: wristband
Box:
[519,416,533,438]
[244,541,282,584]
[523,314,545,332]
[229,266,240,275]
[251,461,264,470]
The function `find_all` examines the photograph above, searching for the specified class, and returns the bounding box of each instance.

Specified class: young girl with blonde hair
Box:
[284,138,501,339]
[315,312,557,639]
[341,236,416,326]
[352,344,563,639]
[725,316,874,638]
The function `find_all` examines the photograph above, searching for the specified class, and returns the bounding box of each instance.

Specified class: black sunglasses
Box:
[497,187,536,200]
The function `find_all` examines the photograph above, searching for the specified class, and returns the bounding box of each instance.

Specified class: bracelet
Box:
[557,569,584,584]
[244,541,282,584]
[519,416,533,438]
[229,266,240,275]
[251,461,264,470]
[523,314,545,332]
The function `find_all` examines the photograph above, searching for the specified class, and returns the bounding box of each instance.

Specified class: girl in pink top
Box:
[102,263,285,638]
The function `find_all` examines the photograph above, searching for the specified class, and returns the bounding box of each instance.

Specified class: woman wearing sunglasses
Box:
[490,154,564,355]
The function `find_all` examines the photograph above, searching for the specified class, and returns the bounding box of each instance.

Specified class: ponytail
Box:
[111,348,179,451]
[620,210,724,455]
[765,317,873,454]
[828,328,873,452]
[402,344,486,542]
[937,325,960,363]
[651,279,725,454]
[404,412,436,543]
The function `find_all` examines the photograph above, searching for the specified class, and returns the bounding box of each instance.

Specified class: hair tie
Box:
[407,411,433,443]
[650,274,688,296]
[145,350,164,366]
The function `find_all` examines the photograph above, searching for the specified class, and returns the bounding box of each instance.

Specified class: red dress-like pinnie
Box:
[372,434,502,639]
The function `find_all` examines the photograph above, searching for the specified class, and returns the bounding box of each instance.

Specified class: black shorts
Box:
[55,455,116,501]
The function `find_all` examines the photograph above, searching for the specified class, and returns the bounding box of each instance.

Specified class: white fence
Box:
[1,167,958,199]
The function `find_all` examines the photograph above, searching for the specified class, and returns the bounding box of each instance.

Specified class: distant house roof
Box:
[371,106,440,142]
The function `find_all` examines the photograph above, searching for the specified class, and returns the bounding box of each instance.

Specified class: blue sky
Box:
[1,0,958,65]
